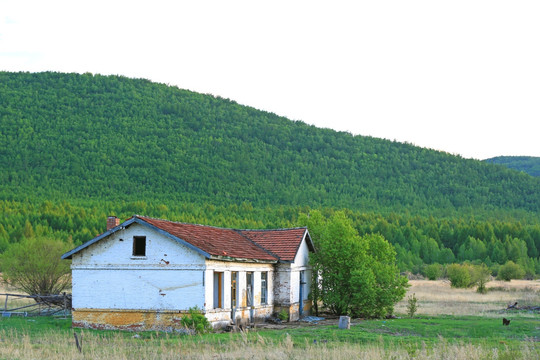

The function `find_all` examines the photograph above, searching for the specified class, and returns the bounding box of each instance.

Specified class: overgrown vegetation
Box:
[277,309,289,322]
[1,274,538,359]
[302,211,408,318]
[0,236,72,295]
[179,306,212,334]
[0,314,538,359]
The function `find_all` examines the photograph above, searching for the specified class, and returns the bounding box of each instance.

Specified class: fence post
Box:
[63,292,67,318]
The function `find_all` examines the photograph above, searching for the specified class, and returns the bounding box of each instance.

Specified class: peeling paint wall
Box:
[273,238,313,321]
[204,260,274,325]
[72,223,204,266]
[72,268,205,310]
[72,223,206,312]
[72,309,190,331]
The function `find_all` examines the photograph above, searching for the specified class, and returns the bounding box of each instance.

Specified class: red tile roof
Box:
[239,228,309,262]
[136,216,311,262]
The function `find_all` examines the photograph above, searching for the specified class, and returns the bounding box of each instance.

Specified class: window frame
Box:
[231,271,238,309]
[213,271,224,309]
[132,236,147,257]
[261,271,268,305]
[246,272,254,307]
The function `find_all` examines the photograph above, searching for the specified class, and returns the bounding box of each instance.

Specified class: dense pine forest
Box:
[1,71,539,275]
[485,156,540,177]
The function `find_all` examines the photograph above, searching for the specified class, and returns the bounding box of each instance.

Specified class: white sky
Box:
[1,0,539,159]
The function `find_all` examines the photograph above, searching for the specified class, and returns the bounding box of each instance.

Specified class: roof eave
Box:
[304,229,316,253]
[208,255,277,264]
[60,217,140,259]
[132,217,211,259]
[61,216,214,260]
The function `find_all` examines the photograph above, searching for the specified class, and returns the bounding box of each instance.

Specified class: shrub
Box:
[406,293,418,318]
[497,261,525,281]
[0,236,72,295]
[424,263,442,280]
[447,264,472,288]
[277,309,289,322]
[470,264,491,294]
[180,307,212,334]
[490,264,500,278]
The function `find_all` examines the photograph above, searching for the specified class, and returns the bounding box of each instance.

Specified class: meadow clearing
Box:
[394,279,540,317]
[0,279,539,359]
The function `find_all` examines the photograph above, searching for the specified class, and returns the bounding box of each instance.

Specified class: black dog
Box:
[502,318,511,326]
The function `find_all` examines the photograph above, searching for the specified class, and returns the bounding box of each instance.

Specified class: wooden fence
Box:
[1,292,72,317]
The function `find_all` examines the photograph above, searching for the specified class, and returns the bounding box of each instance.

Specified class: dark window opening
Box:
[214,272,223,309]
[261,272,268,305]
[133,236,146,256]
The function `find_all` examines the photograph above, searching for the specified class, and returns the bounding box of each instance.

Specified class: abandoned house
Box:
[61,215,314,330]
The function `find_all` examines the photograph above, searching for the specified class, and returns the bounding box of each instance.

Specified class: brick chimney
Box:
[107,216,120,231]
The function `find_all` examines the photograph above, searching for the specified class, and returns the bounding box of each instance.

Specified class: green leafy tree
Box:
[301,211,407,318]
[0,237,72,295]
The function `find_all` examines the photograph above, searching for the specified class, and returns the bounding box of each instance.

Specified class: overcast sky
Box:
[1,0,539,159]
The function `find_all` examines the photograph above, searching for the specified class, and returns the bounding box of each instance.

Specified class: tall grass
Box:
[0,329,537,360]
[1,280,538,359]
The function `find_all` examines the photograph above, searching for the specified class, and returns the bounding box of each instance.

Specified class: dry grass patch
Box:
[0,330,537,360]
[395,280,540,317]
[0,275,37,311]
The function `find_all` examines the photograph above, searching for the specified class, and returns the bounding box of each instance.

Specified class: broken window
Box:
[246,272,253,307]
[213,272,223,309]
[231,271,238,308]
[261,272,268,305]
[132,236,146,256]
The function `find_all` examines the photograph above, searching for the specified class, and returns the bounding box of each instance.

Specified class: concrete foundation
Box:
[73,304,277,331]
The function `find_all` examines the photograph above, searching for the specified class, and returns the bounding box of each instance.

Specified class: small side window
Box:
[133,236,146,256]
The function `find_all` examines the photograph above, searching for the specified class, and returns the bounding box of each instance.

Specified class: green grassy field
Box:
[0,314,538,359]
[1,280,539,359]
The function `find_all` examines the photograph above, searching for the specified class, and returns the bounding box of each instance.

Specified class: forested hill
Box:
[1,71,539,216]
[484,156,540,177]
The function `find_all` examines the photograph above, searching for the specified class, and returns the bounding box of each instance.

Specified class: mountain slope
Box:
[484,156,540,177]
[1,71,539,215]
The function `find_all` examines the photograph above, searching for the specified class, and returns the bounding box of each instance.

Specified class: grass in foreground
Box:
[1,280,538,359]
[1,314,538,360]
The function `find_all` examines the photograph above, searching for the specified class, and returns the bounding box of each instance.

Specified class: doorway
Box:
[231,271,237,322]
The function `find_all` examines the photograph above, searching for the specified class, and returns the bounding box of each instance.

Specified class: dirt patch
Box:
[254,315,365,330]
